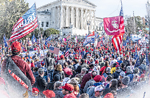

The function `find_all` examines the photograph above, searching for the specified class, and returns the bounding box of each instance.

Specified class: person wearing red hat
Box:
[32,87,39,97]
[62,83,76,98]
[83,71,97,93]
[2,41,35,97]
[62,68,73,85]
[103,93,114,98]
[43,90,55,98]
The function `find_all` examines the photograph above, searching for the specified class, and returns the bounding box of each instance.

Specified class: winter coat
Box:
[112,71,121,79]
[45,82,55,90]
[100,66,107,75]
[54,89,64,98]
[87,86,95,97]
[81,63,88,69]
[2,55,35,85]
[83,79,95,93]
[126,73,134,82]
[53,70,65,81]
[75,66,81,74]
[80,73,92,89]
[117,87,131,98]
[45,57,55,71]
[33,75,47,92]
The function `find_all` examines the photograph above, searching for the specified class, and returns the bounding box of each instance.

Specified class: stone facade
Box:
[37,0,103,35]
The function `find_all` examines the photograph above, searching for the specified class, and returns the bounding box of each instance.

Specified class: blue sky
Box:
[25,0,147,18]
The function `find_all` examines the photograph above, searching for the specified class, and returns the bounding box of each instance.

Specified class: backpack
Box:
[3,57,32,92]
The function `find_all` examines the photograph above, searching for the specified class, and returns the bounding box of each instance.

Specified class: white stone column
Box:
[76,7,79,29]
[89,10,91,30]
[60,6,64,29]
[71,7,74,27]
[84,9,87,30]
[57,6,60,28]
[53,7,56,28]
[81,8,83,30]
[93,10,96,31]
[66,6,69,27]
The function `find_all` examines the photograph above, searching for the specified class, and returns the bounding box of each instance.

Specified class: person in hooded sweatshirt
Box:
[126,66,134,82]
[53,81,64,98]
[103,67,111,78]
[117,76,131,98]
[103,79,118,96]
[83,71,97,93]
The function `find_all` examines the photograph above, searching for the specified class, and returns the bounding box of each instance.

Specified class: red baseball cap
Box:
[32,88,39,95]
[63,68,73,76]
[104,93,114,98]
[60,55,64,59]
[94,75,102,82]
[63,93,76,98]
[43,90,55,98]
[11,41,21,52]
[62,83,74,91]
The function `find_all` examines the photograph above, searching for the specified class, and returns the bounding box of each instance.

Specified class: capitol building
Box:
[37,0,103,35]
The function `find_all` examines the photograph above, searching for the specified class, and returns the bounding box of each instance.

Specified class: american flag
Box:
[49,46,60,55]
[65,49,70,57]
[9,4,38,41]
[112,1,125,52]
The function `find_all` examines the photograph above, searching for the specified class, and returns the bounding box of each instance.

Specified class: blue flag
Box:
[3,35,8,47]
[83,32,95,46]
[32,34,37,43]
[134,48,138,60]
[45,35,52,45]
[135,56,141,67]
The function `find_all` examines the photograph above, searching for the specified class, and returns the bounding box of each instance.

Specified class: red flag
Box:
[103,16,121,35]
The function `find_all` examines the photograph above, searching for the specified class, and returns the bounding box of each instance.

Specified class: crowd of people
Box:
[0,36,150,98]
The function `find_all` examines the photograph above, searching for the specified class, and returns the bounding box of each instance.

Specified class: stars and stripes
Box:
[9,3,38,41]
[65,49,70,57]
[112,34,123,52]
[119,1,125,34]
[65,43,70,57]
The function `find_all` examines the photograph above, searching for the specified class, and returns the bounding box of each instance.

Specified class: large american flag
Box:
[112,1,125,52]
[9,3,38,41]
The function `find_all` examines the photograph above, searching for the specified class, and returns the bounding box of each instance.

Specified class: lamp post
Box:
[87,21,91,35]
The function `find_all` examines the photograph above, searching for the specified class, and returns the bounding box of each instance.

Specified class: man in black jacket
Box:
[33,68,50,96]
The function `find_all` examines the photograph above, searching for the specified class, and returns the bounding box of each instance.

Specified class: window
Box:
[46,22,49,27]
[42,22,44,27]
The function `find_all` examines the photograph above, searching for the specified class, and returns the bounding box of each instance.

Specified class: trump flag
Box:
[83,31,95,46]
[9,3,38,41]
